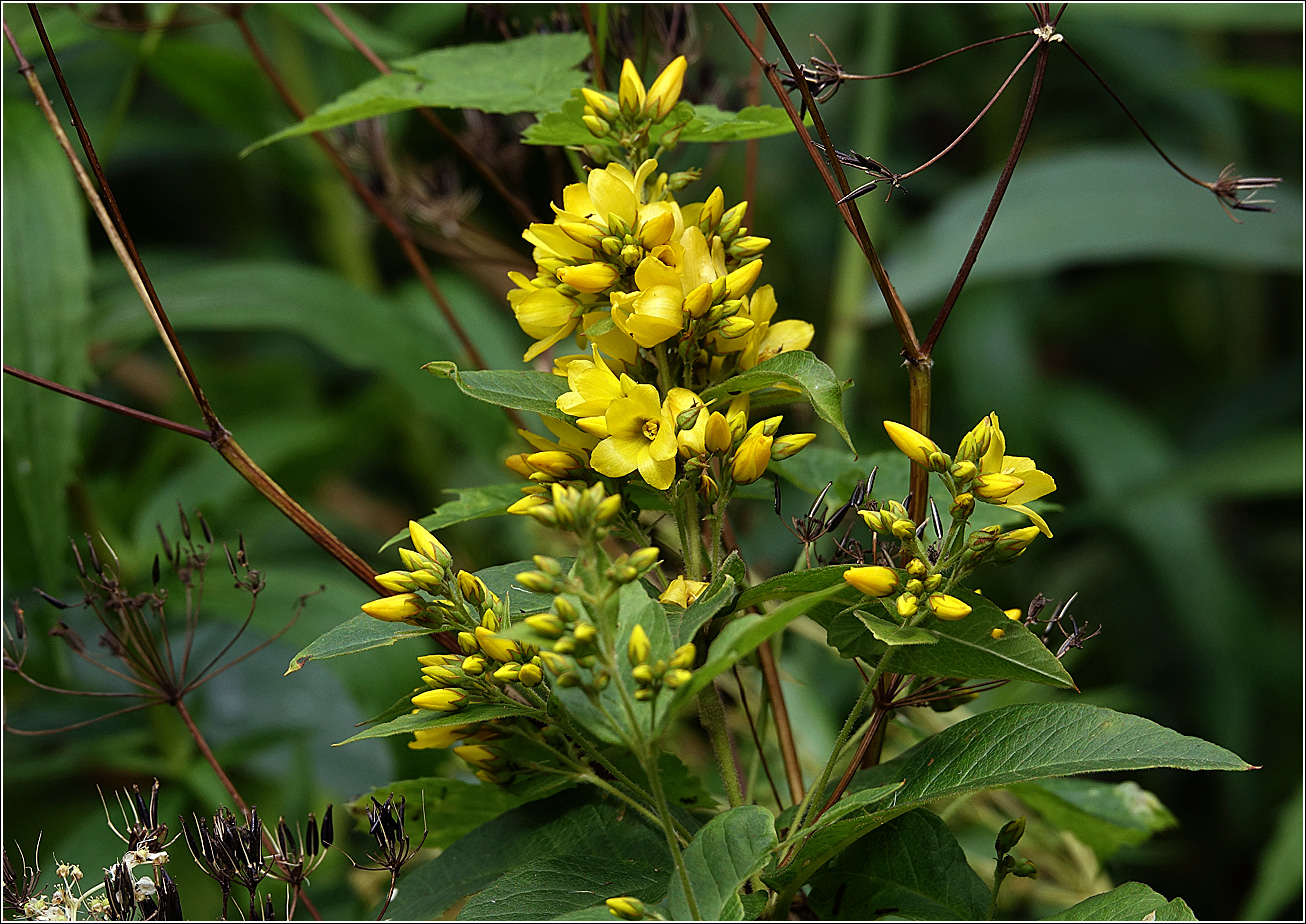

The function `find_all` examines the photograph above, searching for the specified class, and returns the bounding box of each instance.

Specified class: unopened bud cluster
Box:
[627,625,695,701]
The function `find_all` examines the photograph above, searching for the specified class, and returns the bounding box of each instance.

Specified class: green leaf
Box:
[387,789,670,920]
[1049,881,1197,921]
[381,484,527,552]
[458,855,667,921]
[771,704,1251,896]
[523,96,794,147]
[478,560,570,617]
[826,590,1076,689]
[553,582,673,745]
[657,583,848,734]
[737,565,855,610]
[1242,785,1304,919]
[425,361,570,420]
[775,781,904,834]
[667,806,777,921]
[245,33,591,155]
[806,809,991,921]
[700,351,854,453]
[335,702,537,745]
[677,104,796,142]
[350,778,526,850]
[3,97,92,588]
[286,615,432,673]
[1010,778,1177,861]
[667,552,746,645]
[856,611,938,646]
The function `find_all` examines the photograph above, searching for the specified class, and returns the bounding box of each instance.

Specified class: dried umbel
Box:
[4,510,307,736]
[182,806,268,920]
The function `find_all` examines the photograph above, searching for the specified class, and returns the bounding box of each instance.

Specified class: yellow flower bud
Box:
[475,625,520,663]
[991,628,1006,640]
[516,571,556,594]
[927,593,972,620]
[629,547,661,573]
[556,262,620,294]
[645,55,687,119]
[728,235,771,258]
[950,460,977,481]
[421,664,459,685]
[632,664,655,685]
[973,473,1025,501]
[418,653,460,668]
[700,187,725,232]
[493,663,522,683]
[409,520,451,567]
[518,663,544,687]
[725,260,764,300]
[627,624,652,666]
[596,493,623,524]
[669,642,696,670]
[663,668,692,688]
[524,614,565,638]
[454,744,499,769]
[538,650,570,673]
[618,59,646,116]
[361,593,425,623]
[843,566,900,598]
[897,594,919,618]
[883,420,942,469]
[704,412,732,453]
[573,622,597,645]
[581,87,617,119]
[461,655,486,675]
[408,725,471,750]
[717,316,755,339]
[770,432,816,461]
[583,114,610,138]
[683,282,713,319]
[411,688,468,712]
[730,432,773,485]
[375,570,417,593]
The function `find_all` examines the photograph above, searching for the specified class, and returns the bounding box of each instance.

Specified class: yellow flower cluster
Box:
[505,58,818,499]
[882,413,1057,536]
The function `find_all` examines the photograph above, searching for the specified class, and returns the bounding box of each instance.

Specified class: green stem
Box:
[646,741,701,920]
[697,684,745,808]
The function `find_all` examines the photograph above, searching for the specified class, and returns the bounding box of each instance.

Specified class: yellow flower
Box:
[588,383,680,490]
[843,566,900,598]
[645,55,688,119]
[511,286,583,361]
[555,262,620,294]
[557,349,630,418]
[974,413,1057,537]
[660,576,710,608]
[618,59,647,116]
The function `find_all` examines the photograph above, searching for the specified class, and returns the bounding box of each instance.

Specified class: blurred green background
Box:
[4,4,1300,919]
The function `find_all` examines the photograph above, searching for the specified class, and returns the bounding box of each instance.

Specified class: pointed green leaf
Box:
[1011,778,1177,861]
[856,611,938,646]
[657,583,848,734]
[1049,882,1197,921]
[667,806,777,921]
[335,702,537,745]
[381,484,527,551]
[827,589,1075,689]
[700,352,854,453]
[425,361,569,420]
[245,33,591,155]
[737,564,855,610]
[3,99,92,588]
[458,855,668,921]
[523,96,793,147]
[286,615,431,674]
[806,809,991,921]
[387,790,670,920]
[770,704,1250,896]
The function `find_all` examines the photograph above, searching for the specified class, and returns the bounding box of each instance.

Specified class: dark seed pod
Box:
[177,504,191,541]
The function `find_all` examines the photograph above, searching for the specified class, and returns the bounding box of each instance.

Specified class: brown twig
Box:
[732,665,785,808]
[313,2,538,227]
[923,39,1049,353]
[741,8,766,228]
[757,638,804,804]
[720,4,923,366]
[3,365,210,440]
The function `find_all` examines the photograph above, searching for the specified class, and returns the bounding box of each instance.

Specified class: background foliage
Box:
[3,3,1300,919]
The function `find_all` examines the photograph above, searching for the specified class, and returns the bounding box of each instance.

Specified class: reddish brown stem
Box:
[757,637,804,803]
[3,365,210,440]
